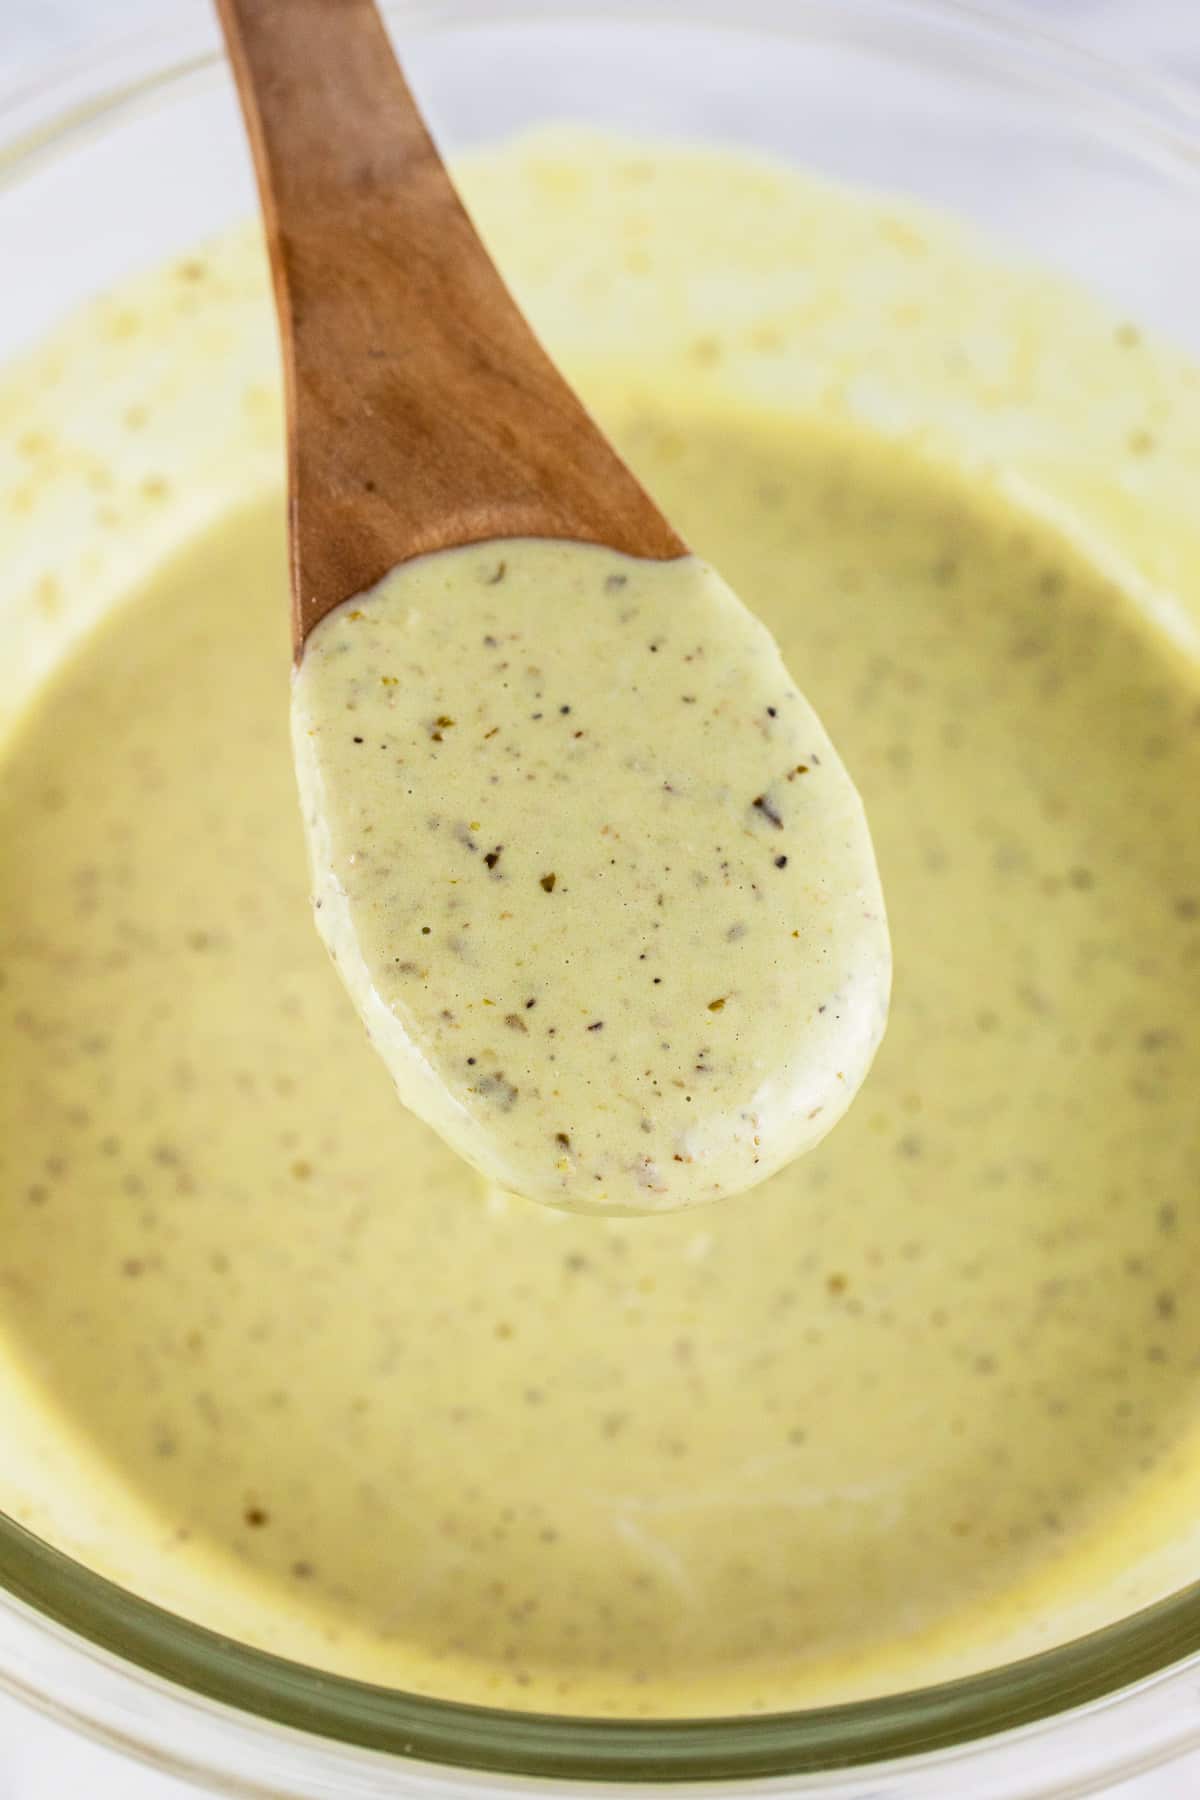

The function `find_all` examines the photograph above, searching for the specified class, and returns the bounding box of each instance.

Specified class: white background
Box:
[0,2,1198,1794]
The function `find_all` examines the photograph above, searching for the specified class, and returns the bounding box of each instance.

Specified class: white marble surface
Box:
[1,2,1199,1795]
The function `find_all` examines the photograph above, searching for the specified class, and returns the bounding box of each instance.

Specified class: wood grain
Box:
[214,0,686,655]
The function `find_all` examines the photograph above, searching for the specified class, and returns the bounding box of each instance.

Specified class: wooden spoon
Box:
[214,0,891,1215]
[214,0,685,657]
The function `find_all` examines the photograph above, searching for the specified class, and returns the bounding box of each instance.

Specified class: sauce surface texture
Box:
[1,133,1200,1716]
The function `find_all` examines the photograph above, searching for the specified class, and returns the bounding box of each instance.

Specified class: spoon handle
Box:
[214,0,684,654]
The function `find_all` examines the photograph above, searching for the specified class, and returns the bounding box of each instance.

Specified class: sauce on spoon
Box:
[293,540,889,1212]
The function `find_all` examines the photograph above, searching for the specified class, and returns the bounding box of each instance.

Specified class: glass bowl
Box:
[3,3,1200,1794]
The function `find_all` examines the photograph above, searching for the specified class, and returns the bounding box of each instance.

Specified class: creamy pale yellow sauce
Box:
[2,133,1200,1717]
[293,544,888,1212]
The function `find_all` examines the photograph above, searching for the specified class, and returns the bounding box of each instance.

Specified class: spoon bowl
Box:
[215,0,891,1211]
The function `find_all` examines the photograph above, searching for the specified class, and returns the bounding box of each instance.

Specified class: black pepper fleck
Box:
[753,793,784,828]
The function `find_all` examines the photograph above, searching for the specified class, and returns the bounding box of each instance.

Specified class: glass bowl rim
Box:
[4,0,1200,1784]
